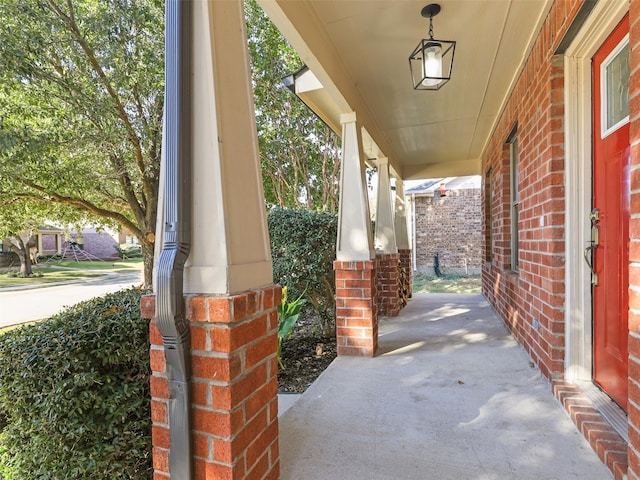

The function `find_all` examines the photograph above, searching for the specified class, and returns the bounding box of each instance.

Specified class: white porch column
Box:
[394,180,410,250]
[184,0,272,295]
[336,112,375,261]
[374,157,397,254]
[146,2,279,479]
[334,112,378,355]
[374,157,401,316]
[395,179,412,299]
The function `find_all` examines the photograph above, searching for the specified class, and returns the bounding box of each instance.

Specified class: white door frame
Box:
[564,0,628,383]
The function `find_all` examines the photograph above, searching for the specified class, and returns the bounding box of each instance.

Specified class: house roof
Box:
[37,225,64,234]
[406,175,481,195]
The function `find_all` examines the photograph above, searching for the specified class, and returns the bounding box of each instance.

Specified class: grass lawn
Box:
[412,272,482,294]
[0,259,143,287]
[49,259,143,272]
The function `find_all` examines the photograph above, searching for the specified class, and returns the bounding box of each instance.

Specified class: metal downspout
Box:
[412,193,417,271]
[156,1,193,478]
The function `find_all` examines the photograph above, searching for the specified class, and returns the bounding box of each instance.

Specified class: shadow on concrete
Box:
[278,293,611,480]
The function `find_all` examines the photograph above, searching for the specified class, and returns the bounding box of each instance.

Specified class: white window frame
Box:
[508,131,519,272]
[600,33,630,139]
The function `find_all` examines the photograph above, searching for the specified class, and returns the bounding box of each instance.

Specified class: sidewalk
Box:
[278,294,612,479]
[0,272,142,327]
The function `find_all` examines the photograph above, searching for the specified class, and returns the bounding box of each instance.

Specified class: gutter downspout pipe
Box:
[156,1,193,478]
[412,193,417,271]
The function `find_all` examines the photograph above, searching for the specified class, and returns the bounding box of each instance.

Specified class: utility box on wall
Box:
[407,176,482,275]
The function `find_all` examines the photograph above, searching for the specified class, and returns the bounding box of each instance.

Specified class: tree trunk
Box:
[19,249,33,278]
[140,239,155,290]
[9,235,34,277]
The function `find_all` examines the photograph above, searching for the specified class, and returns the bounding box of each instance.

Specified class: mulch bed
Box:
[277,315,337,393]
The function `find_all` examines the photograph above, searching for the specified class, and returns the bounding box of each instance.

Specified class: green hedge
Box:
[117,243,143,259]
[0,288,152,479]
[268,208,337,336]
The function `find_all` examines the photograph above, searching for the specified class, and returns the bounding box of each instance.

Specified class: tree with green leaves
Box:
[0,0,163,287]
[245,0,341,212]
[0,0,339,289]
[0,202,40,277]
[0,199,90,277]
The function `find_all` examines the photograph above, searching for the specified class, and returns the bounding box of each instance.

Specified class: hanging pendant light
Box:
[409,4,456,91]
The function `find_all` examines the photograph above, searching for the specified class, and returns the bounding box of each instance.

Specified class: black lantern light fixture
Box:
[409,4,456,91]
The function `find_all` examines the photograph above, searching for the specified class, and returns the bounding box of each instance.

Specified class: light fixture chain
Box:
[429,17,434,39]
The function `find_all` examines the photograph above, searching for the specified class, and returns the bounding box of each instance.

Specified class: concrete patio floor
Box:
[278,293,613,479]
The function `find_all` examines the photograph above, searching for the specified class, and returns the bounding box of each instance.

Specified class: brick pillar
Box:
[376,253,402,317]
[398,248,413,299]
[141,286,281,480]
[334,260,378,356]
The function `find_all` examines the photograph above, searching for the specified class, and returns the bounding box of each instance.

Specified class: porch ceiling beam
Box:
[403,158,482,180]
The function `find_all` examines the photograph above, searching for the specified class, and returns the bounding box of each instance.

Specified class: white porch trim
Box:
[395,180,410,251]
[375,157,397,254]
[563,0,627,383]
[336,112,375,261]
[174,0,272,295]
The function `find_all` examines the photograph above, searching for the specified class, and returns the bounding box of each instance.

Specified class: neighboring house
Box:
[0,227,61,267]
[1,225,121,265]
[407,176,482,275]
[37,225,64,256]
[67,227,121,260]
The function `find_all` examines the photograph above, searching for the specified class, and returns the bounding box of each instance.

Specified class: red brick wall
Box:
[414,189,482,274]
[481,0,578,384]
[376,253,402,317]
[627,1,640,477]
[334,260,378,356]
[142,288,281,480]
[70,232,120,260]
[483,1,635,478]
[399,248,412,298]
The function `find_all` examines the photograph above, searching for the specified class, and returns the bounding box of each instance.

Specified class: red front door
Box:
[592,16,630,409]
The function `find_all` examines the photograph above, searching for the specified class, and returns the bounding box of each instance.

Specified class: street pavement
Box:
[0,273,143,328]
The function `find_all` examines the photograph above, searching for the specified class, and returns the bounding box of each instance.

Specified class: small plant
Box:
[268,208,338,338]
[277,286,306,369]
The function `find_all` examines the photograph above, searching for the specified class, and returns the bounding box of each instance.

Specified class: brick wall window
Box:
[507,129,519,272]
[484,168,492,262]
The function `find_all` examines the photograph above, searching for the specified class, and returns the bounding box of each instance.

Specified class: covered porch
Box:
[279,293,614,479]
[147,0,638,479]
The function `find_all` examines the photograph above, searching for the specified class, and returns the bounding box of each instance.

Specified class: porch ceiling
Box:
[257,0,552,180]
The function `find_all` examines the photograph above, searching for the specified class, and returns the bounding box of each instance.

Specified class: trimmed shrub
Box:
[268,208,337,336]
[117,243,143,259]
[0,252,18,268]
[0,288,152,479]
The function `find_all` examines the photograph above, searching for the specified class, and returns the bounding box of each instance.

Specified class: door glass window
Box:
[601,34,629,137]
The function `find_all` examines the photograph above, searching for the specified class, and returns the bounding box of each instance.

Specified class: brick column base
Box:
[334,260,378,356]
[398,248,413,299]
[141,286,281,480]
[376,253,402,317]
